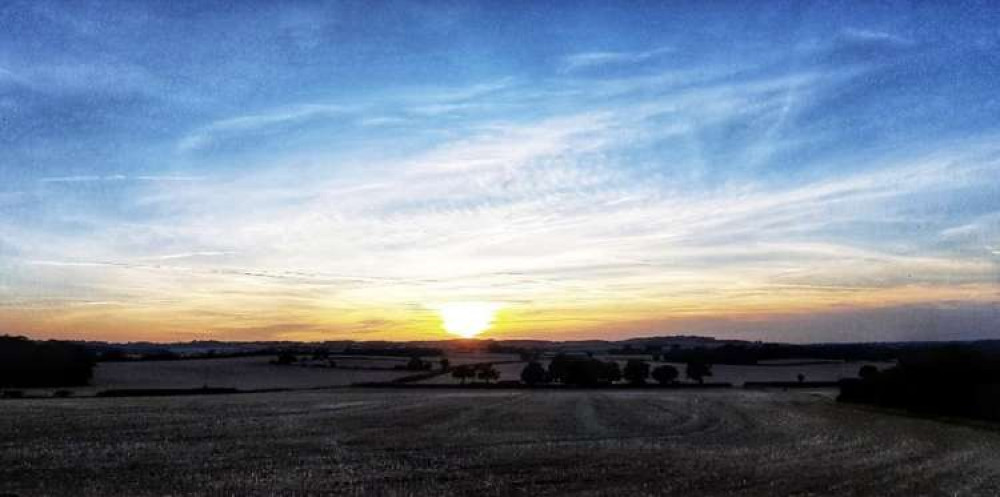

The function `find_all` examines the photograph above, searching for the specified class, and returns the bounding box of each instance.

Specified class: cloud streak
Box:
[39,175,204,183]
[561,47,673,72]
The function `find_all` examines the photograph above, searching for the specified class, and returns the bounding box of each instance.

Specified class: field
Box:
[19,356,418,396]
[16,353,527,396]
[2,388,998,496]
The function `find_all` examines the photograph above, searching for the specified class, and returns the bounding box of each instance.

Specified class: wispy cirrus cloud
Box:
[39,175,204,183]
[0,59,162,96]
[561,46,673,73]
[839,28,915,47]
[175,78,516,152]
[177,104,348,151]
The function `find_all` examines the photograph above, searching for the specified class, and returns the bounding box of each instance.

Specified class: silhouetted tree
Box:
[603,361,622,383]
[548,354,572,383]
[797,373,805,383]
[440,358,451,372]
[685,360,712,384]
[651,365,679,384]
[548,354,618,386]
[549,356,588,385]
[477,364,500,383]
[451,365,475,384]
[623,359,650,385]
[521,361,549,386]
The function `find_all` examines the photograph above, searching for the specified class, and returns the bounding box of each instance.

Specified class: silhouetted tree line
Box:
[99,347,182,361]
[0,336,95,388]
[520,356,707,386]
[656,343,903,365]
[839,345,1000,422]
[543,355,621,386]
[400,356,433,371]
[451,363,499,384]
[608,344,665,355]
[271,352,299,365]
[92,345,283,362]
[485,342,530,355]
[340,346,443,357]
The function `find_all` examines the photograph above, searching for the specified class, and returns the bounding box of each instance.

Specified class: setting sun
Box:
[436,303,500,338]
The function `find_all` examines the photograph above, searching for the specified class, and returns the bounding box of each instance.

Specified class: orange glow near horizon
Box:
[2,282,996,343]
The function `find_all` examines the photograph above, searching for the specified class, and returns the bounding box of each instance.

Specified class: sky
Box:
[0,1,998,343]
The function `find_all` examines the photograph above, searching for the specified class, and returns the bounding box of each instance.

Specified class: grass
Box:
[2,388,999,496]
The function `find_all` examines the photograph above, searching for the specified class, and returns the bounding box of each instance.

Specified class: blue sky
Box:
[0,1,998,342]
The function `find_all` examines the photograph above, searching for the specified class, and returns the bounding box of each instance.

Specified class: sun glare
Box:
[437,302,500,338]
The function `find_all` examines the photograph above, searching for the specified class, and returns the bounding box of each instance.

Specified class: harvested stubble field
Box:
[2,389,999,496]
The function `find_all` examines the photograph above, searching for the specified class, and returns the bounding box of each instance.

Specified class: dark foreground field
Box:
[2,389,999,496]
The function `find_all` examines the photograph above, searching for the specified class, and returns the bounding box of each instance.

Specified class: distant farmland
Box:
[2,389,997,496]
[18,356,415,396]
[13,352,530,396]
[11,353,899,394]
[3,349,902,398]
